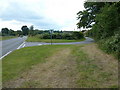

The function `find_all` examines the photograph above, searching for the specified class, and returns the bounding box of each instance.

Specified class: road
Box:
[0,37,94,59]
[25,37,94,47]
[0,36,27,59]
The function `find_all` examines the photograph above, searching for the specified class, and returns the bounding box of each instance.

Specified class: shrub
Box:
[52,33,62,39]
[33,31,84,40]
[98,32,120,60]
[62,33,73,40]
[41,33,51,39]
[72,32,84,40]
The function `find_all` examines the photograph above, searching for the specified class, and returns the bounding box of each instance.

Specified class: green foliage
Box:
[85,30,92,37]
[1,28,17,36]
[1,28,9,36]
[77,2,120,60]
[98,32,120,60]
[8,29,16,36]
[92,4,119,40]
[90,3,120,60]
[72,32,84,40]
[77,10,91,28]
[38,31,84,40]
[53,33,62,39]
[29,25,34,31]
[0,32,2,36]
[41,33,51,39]
[62,33,73,40]
[26,37,85,43]
[77,2,105,28]
[16,30,23,36]
[21,25,29,35]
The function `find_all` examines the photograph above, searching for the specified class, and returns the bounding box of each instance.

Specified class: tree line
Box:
[1,25,45,36]
[37,31,84,40]
[1,25,84,40]
[77,2,120,60]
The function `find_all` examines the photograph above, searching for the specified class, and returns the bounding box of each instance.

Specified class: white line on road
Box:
[17,42,25,49]
[38,44,42,46]
[0,51,12,60]
[22,44,26,48]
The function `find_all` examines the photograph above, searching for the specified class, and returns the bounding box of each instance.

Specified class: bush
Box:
[52,33,62,39]
[62,33,73,40]
[38,31,84,40]
[72,32,84,40]
[40,33,51,39]
[98,32,120,60]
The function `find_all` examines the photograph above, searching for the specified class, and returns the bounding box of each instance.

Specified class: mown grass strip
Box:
[2,45,72,82]
[72,45,118,88]
[2,44,118,88]
[26,36,85,43]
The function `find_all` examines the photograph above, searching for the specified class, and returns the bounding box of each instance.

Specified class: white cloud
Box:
[0,0,85,31]
[0,19,33,30]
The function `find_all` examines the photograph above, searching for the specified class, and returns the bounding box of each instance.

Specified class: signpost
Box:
[50,29,53,45]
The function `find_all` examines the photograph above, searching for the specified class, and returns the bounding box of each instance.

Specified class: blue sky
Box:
[0,0,85,31]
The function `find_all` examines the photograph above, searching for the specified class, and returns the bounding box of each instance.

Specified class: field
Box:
[26,36,85,43]
[2,43,118,88]
[0,36,17,40]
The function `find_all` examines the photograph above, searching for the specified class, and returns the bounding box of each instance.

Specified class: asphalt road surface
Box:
[25,37,94,47]
[0,37,94,59]
[0,36,27,59]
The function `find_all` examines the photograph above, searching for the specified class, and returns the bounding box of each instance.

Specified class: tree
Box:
[76,2,120,60]
[76,2,118,40]
[16,30,23,36]
[77,2,106,29]
[72,31,84,40]
[8,29,15,36]
[1,28,9,36]
[21,25,29,35]
[29,25,34,36]
[29,25,34,30]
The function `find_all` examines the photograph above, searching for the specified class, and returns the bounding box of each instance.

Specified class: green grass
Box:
[72,46,118,88]
[2,45,71,82]
[72,47,100,87]
[2,44,118,88]
[26,36,85,43]
[0,36,17,40]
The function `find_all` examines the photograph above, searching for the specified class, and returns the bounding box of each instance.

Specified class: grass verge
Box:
[2,45,71,82]
[26,36,85,43]
[0,36,17,40]
[73,44,118,88]
[2,44,118,88]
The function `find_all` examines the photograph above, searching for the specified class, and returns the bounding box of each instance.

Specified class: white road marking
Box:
[22,44,26,48]
[17,42,25,49]
[0,42,26,60]
[38,44,42,46]
[0,51,12,60]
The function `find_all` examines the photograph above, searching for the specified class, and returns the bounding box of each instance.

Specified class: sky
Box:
[0,0,85,31]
